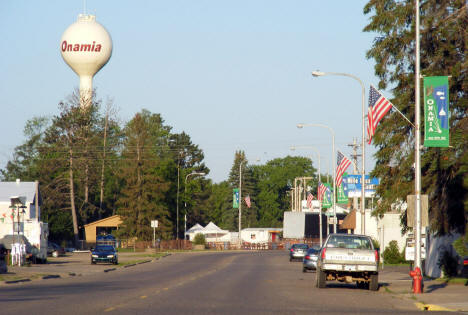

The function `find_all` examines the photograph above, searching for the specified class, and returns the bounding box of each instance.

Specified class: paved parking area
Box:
[0,250,164,284]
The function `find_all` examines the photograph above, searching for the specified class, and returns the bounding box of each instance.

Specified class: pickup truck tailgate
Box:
[322,248,378,271]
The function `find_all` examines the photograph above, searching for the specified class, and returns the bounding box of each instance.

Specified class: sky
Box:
[1,0,383,183]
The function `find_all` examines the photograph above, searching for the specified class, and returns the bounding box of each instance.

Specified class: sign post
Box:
[151,220,158,248]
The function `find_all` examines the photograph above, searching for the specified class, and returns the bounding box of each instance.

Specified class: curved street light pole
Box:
[297,123,337,233]
[238,160,247,245]
[290,145,324,246]
[312,71,366,235]
[184,172,206,240]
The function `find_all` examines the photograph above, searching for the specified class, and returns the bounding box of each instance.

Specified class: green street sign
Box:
[337,183,348,204]
[424,76,449,147]
[322,183,332,209]
[233,188,239,208]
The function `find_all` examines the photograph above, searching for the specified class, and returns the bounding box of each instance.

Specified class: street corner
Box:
[414,302,467,312]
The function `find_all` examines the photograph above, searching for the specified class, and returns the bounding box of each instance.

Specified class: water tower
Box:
[60,14,112,108]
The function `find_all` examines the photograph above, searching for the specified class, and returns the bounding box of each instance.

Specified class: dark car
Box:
[303,247,320,272]
[289,243,309,261]
[48,242,66,258]
[91,245,118,265]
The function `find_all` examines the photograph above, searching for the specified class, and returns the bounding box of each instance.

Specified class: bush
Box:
[438,248,459,278]
[193,233,206,245]
[383,240,404,264]
[371,237,380,250]
[452,235,468,258]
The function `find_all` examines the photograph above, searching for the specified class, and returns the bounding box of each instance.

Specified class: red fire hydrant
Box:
[409,267,423,294]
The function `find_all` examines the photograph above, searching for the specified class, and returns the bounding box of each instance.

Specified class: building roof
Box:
[0,180,41,205]
[340,209,356,230]
[242,228,283,232]
[187,223,204,233]
[84,215,122,228]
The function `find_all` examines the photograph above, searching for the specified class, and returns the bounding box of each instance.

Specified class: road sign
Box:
[406,195,429,228]
[151,220,158,228]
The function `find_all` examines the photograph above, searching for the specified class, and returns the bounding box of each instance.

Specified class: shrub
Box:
[452,235,468,258]
[193,233,206,245]
[371,237,380,250]
[438,248,459,278]
[383,240,404,264]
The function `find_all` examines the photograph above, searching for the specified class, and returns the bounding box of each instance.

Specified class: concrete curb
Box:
[42,275,61,279]
[415,302,458,312]
[136,260,152,265]
[5,279,31,284]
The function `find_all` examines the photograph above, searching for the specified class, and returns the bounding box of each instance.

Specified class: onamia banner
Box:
[424,76,449,147]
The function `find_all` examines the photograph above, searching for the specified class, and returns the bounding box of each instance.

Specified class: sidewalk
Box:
[0,250,166,285]
[380,265,468,312]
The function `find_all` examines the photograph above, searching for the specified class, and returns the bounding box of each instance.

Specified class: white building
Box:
[185,222,230,242]
[0,180,48,261]
[240,228,282,244]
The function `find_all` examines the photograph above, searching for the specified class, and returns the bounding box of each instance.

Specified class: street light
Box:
[311,70,367,235]
[290,145,325,246]
[184,172,205,239]
[238,160,247,245]
[297,123,337,233]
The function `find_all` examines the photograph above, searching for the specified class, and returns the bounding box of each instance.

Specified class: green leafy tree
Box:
[252,156,316,227]
[363,0,467,235]
[116,111,171,240]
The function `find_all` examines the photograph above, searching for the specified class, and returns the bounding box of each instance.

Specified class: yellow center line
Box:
[104,307,115,312]
[140,295,147,299]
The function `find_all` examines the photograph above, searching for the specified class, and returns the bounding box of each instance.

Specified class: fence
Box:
[76,239,308,251]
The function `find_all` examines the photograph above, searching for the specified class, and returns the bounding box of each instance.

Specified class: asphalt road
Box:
[0,251,422,314]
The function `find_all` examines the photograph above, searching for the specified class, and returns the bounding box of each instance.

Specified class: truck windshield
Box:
[326,235,372,250]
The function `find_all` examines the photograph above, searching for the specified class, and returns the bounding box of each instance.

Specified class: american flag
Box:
[244,195,251,208]
[317,182,327,201]
[335,151,351,188]
[367,85,393,144]
[306,192,314,208]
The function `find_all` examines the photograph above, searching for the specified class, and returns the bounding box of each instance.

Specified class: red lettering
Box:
[61,40,103,52]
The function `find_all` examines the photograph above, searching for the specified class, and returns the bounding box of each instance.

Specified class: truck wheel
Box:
[369,274,379,291]
[316,268,326,288]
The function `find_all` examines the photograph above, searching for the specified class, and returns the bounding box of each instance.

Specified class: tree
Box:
[252,156,316,227]
[363,0,467,234]
[116,111,171,240]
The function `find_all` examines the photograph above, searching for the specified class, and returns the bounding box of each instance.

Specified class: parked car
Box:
[91,245,118,265]
[48,242,66,257]
[289,243,309,261]
[303,247,320,272]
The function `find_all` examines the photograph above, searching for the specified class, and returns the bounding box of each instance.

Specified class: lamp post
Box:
[290,145,324,246]
[311,70,366,235]
[238,160,247,245]
[297,123,337,233]
[184,172,205,239]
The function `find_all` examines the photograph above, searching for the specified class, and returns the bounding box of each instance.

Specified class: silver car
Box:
[303,248,320,272]
[289,243,309,261]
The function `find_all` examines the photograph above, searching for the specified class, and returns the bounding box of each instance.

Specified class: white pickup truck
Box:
[315,233,380,291]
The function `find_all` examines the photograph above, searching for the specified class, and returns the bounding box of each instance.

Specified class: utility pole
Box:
[348,137,361,212]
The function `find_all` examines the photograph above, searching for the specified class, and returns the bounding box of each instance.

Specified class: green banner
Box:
[233,188,239,208]
[321,183,332,209]
[424,76,449,147]
[337,183,348,204]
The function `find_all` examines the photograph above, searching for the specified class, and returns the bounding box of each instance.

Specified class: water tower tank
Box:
[60,14,112,107]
